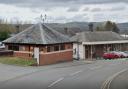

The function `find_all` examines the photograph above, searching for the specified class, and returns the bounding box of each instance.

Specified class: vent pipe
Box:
[88,23,94,32]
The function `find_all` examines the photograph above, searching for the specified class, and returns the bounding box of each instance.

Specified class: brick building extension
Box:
[3,23,73,65]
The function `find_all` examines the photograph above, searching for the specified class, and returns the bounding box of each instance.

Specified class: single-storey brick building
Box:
[3,23,73,65]
[71,31,128,60]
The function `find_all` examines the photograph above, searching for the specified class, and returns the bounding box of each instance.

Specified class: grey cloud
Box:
[0,0,128,8]
[90,5,126,12]
[53,14,89,22]
[93,13,107,21]
[83,7,90,11]
[67,7,80,12]
[31,9,41,13]
[54,16,67,21]
[92,13,128,22]
[91,8,102,12]
[110,6,126,11]
[69,14,89,21]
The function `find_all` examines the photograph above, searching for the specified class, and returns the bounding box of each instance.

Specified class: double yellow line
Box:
[101,69,128,89]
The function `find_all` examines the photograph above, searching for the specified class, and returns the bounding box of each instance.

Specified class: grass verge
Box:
[0,57,37,66]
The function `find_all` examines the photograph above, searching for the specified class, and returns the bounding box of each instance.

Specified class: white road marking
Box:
[70,70,83,76]
[48,77,64,88]
[101,68,128,89]
[90,66,102,70]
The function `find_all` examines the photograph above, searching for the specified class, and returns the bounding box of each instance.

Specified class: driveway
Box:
[0,60,127,89]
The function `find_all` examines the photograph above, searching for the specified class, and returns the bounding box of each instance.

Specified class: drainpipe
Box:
[91,45,93,61]
[77,43,80,60]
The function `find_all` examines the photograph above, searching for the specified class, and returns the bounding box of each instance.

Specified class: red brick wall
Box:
[5,43,73,65]
[39,50,73,65]
[14,51,32,60]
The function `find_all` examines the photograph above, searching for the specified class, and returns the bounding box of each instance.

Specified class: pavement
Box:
[0,60,127,89]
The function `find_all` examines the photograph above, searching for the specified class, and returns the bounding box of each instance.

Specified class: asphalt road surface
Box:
[0,60,128,89]
[109,69,128,89]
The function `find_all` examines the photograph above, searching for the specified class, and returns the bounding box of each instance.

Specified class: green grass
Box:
[0,57,37,66]
[122,58,128,60]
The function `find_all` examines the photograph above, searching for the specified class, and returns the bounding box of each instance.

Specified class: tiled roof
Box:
[71,31,125,42]
[3,23,71,44]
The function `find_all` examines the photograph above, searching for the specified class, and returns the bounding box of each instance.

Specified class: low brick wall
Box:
[39,50,73,65]
[13,50,73,65]
[14,51,32,60]
[0,50,13,56]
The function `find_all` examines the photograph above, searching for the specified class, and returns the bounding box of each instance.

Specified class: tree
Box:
[0,24,16,41]
[112,23,120,33]
[104,21,113,31]
[95,21,120,33]
[96,25,104,31]
[0,31,10,41]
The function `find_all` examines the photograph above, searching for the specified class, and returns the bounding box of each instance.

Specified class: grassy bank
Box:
[0,57,37,66]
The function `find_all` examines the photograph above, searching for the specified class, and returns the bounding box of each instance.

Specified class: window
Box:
[47,46,51,52]
[30,47,34,51]
[54,45,59,51]
[67,45,71,49]
[8,45,13,50]
[8,45,19,51]
[21,46,25,51]
[60,45,65,50]
[40,47,43,52]
[47,45,65,52]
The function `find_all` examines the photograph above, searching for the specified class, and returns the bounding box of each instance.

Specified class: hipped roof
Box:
[3,23,71,45]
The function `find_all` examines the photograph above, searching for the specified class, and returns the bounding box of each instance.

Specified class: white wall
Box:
[73,43,77,59]
[78,44,85,60]
[73,43,85,60]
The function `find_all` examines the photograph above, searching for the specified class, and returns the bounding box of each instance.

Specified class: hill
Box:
[11,22,128,37]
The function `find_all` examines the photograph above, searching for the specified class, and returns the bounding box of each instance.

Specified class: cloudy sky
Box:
[0,0,128,23]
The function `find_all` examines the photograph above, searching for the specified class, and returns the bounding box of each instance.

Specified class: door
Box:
[85,45,91,59]
[85,49,89,59]
[34,47,39,65]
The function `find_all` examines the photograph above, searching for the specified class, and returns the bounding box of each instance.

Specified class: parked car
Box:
[103,51,122,59]
[117,51,128,58]
[0,42,5,50]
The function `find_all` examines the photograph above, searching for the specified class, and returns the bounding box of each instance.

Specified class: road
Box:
[0,60,127,89]
[109,69,128,89]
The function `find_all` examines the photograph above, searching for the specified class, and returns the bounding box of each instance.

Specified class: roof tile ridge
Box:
[39,23,47,44]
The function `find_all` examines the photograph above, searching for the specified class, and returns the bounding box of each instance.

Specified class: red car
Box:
[103,51,122,59]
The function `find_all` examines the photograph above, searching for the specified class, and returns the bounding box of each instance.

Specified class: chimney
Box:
[16,25,20,33]
[64,27,68,34]
[88,23,94,32]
